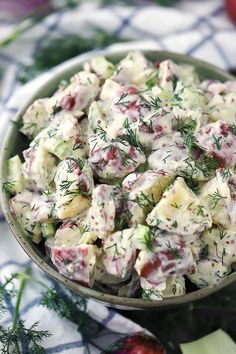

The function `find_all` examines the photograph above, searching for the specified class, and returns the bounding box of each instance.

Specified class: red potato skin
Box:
[103,333,166,354]
[225,0,236,24]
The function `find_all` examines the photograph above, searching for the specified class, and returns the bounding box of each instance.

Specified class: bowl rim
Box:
[1,48,236,309]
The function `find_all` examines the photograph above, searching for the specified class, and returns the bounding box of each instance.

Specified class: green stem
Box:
[0,3,54,50]
[12,269,51,322]
[2,273,19,289]
[23,275,51,291]
[12,268,32,330]
[7,268,51,354]
[11,268,32,354]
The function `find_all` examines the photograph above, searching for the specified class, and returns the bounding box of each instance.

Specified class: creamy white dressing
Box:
[6,51,236,299]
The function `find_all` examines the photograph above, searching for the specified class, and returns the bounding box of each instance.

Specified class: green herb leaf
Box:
[208,188,228,209]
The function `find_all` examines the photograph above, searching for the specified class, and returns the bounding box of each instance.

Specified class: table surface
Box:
[119,282,236,353]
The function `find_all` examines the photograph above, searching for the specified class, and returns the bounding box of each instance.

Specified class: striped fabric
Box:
[0,0,236,352]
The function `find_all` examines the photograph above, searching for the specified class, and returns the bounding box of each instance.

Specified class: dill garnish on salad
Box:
[5,51,236,300]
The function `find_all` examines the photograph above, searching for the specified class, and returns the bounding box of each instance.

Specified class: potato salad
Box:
[5,51,236,300]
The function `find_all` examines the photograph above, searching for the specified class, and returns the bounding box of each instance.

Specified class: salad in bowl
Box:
[3,50,236,302]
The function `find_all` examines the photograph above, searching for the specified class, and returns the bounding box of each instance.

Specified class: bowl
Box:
[1,48,236,310]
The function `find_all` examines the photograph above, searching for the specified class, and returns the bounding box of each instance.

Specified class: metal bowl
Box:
[1,48,235,309]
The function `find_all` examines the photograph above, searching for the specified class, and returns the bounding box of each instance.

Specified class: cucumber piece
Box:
[90,56,115,79]
[133,224,151,251]
[88,101,106,134]
[41,223,56,238]
[180,329,236,354]
[3,155,24,195]
[52,140,71,159]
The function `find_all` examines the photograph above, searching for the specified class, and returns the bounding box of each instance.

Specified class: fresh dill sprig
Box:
[117,147,136,166]
[131,192,156,209]
[105,243,122,261]
[94,125,107,142]
[194,154,219,178]
[170,202,182,209]
[39,286,101,350]
[40,288,85,320]
[143,229,156,252]
[115,209,132,231]
[72,140,83,151]
[1,268,127,354]
[0,321,50,354]
[2,181,15,195]
[176,118,198,158]
[166,241,182,259]
[79,224,90,235]
[114,93,129,108]
[142,287,163,300]
[0,273,17,318]
[123,118,141,148]
[212,135,222,150]
[145,70,159,90]
[0,269,51,354]
[64,186,90,204]
[103,144,136,166]
[59,179,76,192]
[196,205,205,217]
[150,96,162,110]
[115,118,143,151]
[176,118,197,137]
[18,30,130,83]
[219,229,228,240]
[172,74,178,91]
[0,268,106,353]
[219,168,232,179]
[176,118,218,179]
[208,188,228,209]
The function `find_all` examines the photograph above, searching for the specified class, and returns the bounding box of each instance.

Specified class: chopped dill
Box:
[94,125,107,142]
[150,96,162,110]
[52,105,62,116]
[59,179,76,192]
[212,135,222,150]
[145,70,159,90]
[200,244,209,259]
[132,191,156,209]
[172,74,178,91]
[196,205,205,217]
[208,188,228,209]
[114,92,129,108]
[219,229,228,240]
[2,181,15,195]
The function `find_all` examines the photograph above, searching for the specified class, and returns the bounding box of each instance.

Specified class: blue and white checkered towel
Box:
[0,0,236,352]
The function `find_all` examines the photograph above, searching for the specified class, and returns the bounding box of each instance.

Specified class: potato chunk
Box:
[146,177,212,235]
[123,170,172,226]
